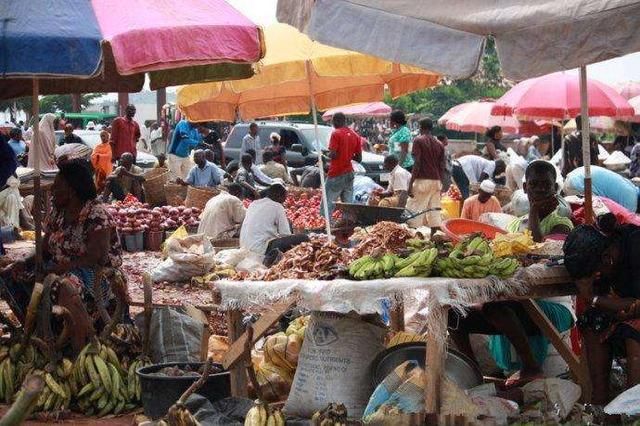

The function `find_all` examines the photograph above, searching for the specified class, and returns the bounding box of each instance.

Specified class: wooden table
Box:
[19,177,55,215]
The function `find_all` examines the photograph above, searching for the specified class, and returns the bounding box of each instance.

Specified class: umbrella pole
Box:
[31,78,43,279]
[579,66,594,224]
[305,60,332,237]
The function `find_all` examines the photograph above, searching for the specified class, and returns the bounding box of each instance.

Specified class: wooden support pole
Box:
[226,308,248,397]
[424,305,449,417]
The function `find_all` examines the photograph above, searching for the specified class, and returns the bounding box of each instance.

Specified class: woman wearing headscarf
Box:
[484,125,506,160]
[91,130,113,192]
[27,113,58,171]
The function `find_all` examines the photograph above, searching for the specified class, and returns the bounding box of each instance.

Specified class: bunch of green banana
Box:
[437,236,520,279]
[244,403,285,426]
[73,340,134,416]
[126,355,151,403]
[394,247,438,277]
[406,238,431,252]
[311,403,348,426]
[349,254,399,280]
[0,342,44,403]
[25,360,73,413]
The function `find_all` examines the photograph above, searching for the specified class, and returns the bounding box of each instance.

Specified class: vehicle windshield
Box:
[301,127,332,151]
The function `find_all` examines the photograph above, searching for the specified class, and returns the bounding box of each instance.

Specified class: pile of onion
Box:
[106,201,201,234]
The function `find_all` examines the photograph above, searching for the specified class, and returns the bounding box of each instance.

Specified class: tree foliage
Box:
[38,94,103,114]
[386,37,511,121]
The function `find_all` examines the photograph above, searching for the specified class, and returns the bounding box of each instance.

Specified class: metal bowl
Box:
[371,342,483,390]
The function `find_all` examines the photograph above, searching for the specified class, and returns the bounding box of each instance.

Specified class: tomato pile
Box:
[243,189,340,230]
[446,184,462,201]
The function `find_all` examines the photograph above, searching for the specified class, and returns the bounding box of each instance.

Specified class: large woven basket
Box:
[143,170,170,206]
[185,186,220,210]
[164,183,188,206]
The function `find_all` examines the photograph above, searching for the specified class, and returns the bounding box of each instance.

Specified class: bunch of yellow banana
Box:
[126,355,151,403]
[311,403,348,426]
[436,236,520,279]
[166,402,201,426]
[0,342,44,403]
[244,403,285,426]
[73,341,134,416]
[25,360,73,412]
[393,247,438,277]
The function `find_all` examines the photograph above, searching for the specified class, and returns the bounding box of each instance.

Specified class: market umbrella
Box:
[564,117,630,136]
[177,24,439,122]
[321,102,391,121]
[177,23,440,236]
[2,0,265,275]
[627,95,640,122]
[613,81,640,100]
[0,0,265,99]
[491,72,634,120]
[439,101,522,134]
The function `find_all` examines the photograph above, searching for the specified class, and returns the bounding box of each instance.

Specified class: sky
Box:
[227,0,640,85]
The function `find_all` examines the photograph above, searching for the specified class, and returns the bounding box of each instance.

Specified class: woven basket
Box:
[470,183,513,206]
[185,186,220,210]
[164,183,188,206]
[143,171,169,206]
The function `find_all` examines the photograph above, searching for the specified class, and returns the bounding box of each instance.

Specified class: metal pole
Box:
[31,78,43,278]
[305,60,332,237]
[579,66,594,224]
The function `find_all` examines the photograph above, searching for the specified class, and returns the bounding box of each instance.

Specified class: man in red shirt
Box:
[110,104,141,161]
[324,112,362,216]
[407,118,445,235]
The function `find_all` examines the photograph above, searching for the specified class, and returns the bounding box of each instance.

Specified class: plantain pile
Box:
[244,402,285,426]
[126,355,152,403]
[26,359,74,412]
[436,235,520,279]
[349,247,439,280]
[311,403,348,426]
[0,342,45,404]
[73,339,134,416]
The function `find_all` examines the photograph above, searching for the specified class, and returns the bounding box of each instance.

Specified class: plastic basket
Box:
[123,231,144,252]
[441,218,506,242]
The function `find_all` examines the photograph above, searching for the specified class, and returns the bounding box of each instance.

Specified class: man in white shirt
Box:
[374,155,411,207]
[240,123,263,164]
[453,155,506,200]
[198,184,246,240]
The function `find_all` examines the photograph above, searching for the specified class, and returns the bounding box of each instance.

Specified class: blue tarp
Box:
[1,0,103,77]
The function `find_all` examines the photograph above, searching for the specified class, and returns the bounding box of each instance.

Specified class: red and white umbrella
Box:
[492,72,634,120]
[628,95,640,123]
[440,101,522,134]
[613,81,640,100]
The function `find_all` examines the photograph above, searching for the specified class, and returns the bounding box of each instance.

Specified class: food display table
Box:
[215,264,584,418]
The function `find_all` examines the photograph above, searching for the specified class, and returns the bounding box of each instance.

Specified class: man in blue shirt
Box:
[168,119,202,178]
[177,150,224,188]
[7,128,27,158]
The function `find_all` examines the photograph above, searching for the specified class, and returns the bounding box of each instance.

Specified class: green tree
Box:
[385,37,511,124]
[38,93,103,114]
[0,97,33,123]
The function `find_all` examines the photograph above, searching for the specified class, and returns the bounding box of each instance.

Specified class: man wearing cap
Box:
[460,180,502,221]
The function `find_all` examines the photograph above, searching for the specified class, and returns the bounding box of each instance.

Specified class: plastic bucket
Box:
[441,196,461,219]
[145,231,164,251]
[137,362,231,419]
[124,232,144,252]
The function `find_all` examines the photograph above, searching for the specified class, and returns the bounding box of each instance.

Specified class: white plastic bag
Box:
[151,234,216,282]
[604,383,640,415]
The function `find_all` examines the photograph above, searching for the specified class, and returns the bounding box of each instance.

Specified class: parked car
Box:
[55,130,158,169]
[224,122,387,182]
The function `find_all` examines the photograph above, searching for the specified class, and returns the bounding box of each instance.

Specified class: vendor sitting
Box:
[260,150,291,183]
[240,182,308,266]
[448,160,575,387]
[1,162,125,351]
[176,149,224,188]
[373,155,410,207]
[198,183,246,240]
[235,153,272,199]
[460,179,502,221]
[563,216,640,404]
[102,152,145,201]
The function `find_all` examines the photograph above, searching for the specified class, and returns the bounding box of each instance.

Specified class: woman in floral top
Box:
[1,162,124,349]
[386,110,414,171]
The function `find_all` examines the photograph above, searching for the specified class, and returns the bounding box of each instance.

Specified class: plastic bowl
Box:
[441,218,507,242]
[137,362,231,419]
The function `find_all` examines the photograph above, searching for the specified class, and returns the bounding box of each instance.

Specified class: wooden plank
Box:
[424,305,449,415]
[226,308,248,397]
[223,301,295,370]
[520,299,591,396]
